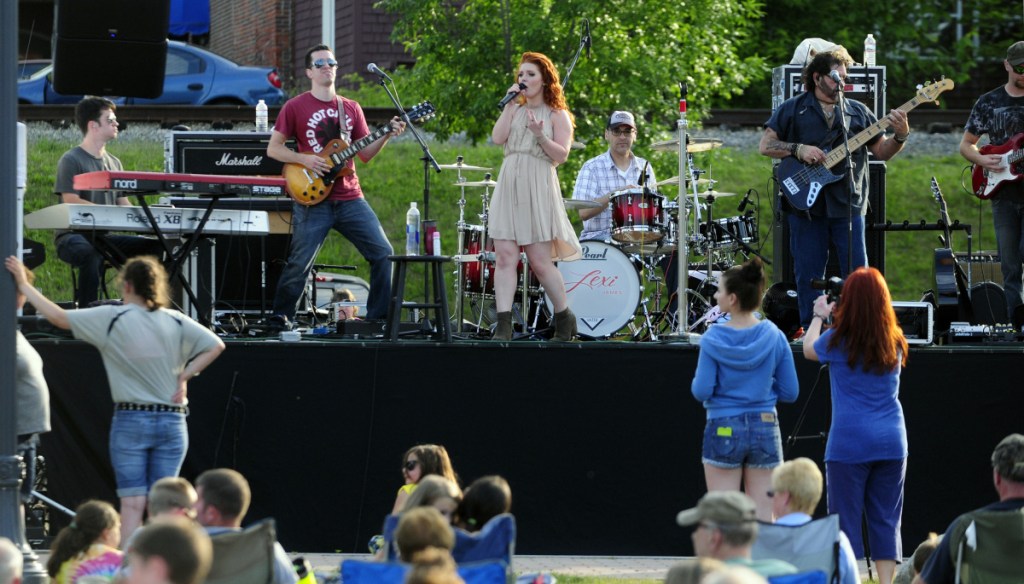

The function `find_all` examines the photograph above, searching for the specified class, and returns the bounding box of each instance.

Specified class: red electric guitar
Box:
[971,132,1024,199]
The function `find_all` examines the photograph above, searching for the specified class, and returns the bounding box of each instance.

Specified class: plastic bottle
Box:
[405,202,420,256]
[864,34,877,67]
[255,99,269,132]
[432,230,441,256]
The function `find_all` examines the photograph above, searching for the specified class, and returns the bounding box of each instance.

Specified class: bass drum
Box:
[545,241,641,339]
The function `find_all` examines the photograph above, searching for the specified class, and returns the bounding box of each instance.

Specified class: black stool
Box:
[386,255,452,342]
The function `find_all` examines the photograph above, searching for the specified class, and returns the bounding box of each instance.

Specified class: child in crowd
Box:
[455,475,511,532]
[401,475,463,524]
[46,500,123,584]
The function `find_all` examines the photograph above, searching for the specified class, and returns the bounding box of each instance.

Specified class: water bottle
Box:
[432,230,441,256]
[405,202,420,255]
[255,99,269,132]
[864,34,877,67]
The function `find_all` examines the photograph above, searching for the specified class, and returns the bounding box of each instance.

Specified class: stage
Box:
[30,337,1024,556]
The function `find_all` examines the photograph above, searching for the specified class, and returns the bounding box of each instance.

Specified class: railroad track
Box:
[17,104,970,131]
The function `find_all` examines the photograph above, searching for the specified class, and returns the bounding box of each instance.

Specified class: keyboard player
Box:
[54,97,164,306]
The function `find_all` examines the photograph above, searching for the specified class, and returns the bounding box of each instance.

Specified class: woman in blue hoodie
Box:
[691,257,799,520]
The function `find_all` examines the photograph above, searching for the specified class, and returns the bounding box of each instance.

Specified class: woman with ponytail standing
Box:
[6,255,225,543]
[46,500,122,583]
[691,257,799,521]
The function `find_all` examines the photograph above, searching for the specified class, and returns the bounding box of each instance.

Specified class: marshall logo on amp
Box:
[170,132,293,176]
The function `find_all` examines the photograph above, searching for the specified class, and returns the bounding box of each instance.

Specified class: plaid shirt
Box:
[572,150,655,241]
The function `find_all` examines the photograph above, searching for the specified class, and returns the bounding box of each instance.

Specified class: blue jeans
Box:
[701,412,783,469]
[992,198,1024,316]
[788,213,867,328]
[109,409,188,498]
[56,233,164,306]
[273,199,393,320]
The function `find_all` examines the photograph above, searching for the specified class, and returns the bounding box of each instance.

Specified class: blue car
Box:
[18,40,285,106]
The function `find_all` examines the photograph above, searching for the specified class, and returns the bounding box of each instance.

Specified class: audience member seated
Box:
[894,533,940,584]
[123,517,212,584]
[405,547,464,584]
[392,445,460,515]
[703,565,769,584]
[914,433,1024,584]
[677,492,798,579]
[761,457,859,584]
[401,476,463,524]
[46,500,123,584]
[194,469,298,584]
[395,508,455,563]
[455,476,511,533]
[0,537,22,584]
[118,477,201,580]
[665,557,727,584]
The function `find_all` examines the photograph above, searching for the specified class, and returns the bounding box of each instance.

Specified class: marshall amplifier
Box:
[165,131,296,176]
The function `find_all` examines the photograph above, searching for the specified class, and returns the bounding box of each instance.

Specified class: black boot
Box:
[493,311,513,340]
[552,307,577,341]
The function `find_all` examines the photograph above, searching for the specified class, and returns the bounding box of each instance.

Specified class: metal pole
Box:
[321,0,336,49]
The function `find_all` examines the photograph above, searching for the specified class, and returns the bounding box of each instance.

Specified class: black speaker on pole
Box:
[772,161,886,284]
[53,0,169,98]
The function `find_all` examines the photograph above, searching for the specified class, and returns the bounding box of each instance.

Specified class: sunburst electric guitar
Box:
[283,101,436,206]
[777,78,953,212]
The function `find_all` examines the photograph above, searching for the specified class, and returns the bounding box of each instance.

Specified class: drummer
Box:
[572,111,679,311]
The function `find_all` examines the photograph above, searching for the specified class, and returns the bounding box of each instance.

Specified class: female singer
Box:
[489,52,582,341]
[803,267,908,584]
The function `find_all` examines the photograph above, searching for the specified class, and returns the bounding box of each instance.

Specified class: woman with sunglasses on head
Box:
[5,255,225,545]
[489,51,582,341]
[392,444,459,514]
[691,257,799,521]
[802,267,908,584]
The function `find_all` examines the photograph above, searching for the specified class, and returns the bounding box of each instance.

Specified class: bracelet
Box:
[789,142,800,157]
[894,132,909,143]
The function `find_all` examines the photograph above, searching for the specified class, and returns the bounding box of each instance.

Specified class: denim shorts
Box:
[701,412,783,469]
[109,409,188,497]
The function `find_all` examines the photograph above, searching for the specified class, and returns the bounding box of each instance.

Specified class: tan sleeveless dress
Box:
[488,105,582,262]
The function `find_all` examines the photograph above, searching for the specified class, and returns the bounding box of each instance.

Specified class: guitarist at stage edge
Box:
[960,40,1024,326]
[759,46,910,333]
[265,44,406,330]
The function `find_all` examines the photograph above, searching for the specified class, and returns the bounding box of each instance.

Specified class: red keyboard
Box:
[74,170,287,197]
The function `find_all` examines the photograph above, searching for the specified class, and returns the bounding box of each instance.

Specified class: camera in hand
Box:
[810,276,844,304]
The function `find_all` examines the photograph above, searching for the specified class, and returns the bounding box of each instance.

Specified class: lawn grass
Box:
[22,127,989,307]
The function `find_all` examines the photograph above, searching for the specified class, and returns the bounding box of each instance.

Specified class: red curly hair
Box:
[517,52,575,126]
[828,267,908,374]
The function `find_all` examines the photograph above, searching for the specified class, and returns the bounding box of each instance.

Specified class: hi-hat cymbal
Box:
[454,179,498,188]
[650,138,724,153]
[439,161,492,171]
[689,190,736,198]
[571,141,586,150]
[563,199,601,210]
[655,176,715,188]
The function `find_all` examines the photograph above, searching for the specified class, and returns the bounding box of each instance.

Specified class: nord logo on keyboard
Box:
[113,179,138,189]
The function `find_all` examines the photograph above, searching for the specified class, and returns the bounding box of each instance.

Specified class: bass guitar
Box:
[283,101,436,206]
[930,176,974,321]
[777,78,954,211]
[970,131,1024,199]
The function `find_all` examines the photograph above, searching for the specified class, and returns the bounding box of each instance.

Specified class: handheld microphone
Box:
[828,70,845,90]
[367,63,392,82]
[497,83,526,110]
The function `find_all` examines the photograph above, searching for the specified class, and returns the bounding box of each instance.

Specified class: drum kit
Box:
[439,135,761,340]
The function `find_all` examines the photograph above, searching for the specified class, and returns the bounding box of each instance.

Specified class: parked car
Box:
[18,40,285,106]
[17,59,52,80]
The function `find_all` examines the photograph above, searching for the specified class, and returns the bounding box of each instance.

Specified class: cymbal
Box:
[571,141,586,150]
[689,190,736,198]
[563,199,601,210]
[655,176,714,188]
[439,162,492,171]
[650,138,724,153]
[454,179,498,188]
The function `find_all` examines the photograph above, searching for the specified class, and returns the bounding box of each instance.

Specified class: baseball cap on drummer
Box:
[1007,41,1024,66]
[676,491,757,527]
[608,111,636,129]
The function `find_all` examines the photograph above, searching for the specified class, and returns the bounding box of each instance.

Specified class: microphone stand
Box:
[667,82,699,343]
[835,83,855,274]
[561,19,590,91]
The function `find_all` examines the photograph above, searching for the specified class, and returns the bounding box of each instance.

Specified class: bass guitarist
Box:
[960,41,1024,325]
[759,47,909,332]
[266,43,406,330]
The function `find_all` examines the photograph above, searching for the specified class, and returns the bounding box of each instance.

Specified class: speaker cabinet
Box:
[53,0,170,98]
[772,161,886,284]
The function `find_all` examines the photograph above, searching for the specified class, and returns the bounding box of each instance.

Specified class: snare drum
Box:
[610,188,665,243]
[546,241,641,338]
[459,225,538,295]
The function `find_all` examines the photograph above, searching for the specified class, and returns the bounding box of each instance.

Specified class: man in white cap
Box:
[677,491,798,579]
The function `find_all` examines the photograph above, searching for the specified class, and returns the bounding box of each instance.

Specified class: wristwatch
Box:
[894,132,909,143]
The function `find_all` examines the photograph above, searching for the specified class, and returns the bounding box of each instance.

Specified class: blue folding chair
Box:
[452,513,517,568]
[340,558,506,584]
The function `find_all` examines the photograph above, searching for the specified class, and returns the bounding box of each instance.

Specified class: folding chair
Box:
[205,518,276,584]
[950,508,1024,584]
[340,558,506,584]
[452,513,517,568]
[752,515,840,583]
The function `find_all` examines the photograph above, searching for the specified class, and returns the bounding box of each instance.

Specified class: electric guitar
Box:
[777,79,954,211]
[970,131,1024,199]
[283,101,436,206]
[930,176,973,320]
